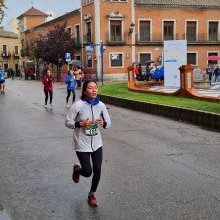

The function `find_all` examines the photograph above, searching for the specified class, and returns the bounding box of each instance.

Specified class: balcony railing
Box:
[73,37,81,48]
[2,52,11,58]
[83,33,93,45]
[106,33,126,45]
[136,33,220,44]
[14,52,19,58]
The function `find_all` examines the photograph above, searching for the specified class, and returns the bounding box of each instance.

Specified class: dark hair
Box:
[81,80,97,99]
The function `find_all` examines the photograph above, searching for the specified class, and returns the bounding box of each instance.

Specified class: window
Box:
[187,53,197,65]
[15,64,19,73]
[75,25,80,44]
[82,0,93,6]
[110,20,122,41]
[186,21,197,41]
[66,27,72,36]
[139,21,150,42]
[15,46,18,55]
[86,54,93,68]
[4,63,8,71]
[139,53,151,64]
[110,53,123,67]
[163,21,174,40]
[85,21,92,43]
[73,55,81,61]
[3,45,8,55]
[209,22,218,41]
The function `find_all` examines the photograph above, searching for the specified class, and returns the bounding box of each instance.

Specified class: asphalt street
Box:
[0,79,220,220]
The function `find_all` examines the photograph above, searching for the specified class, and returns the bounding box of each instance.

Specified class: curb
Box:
[99,94,220,131]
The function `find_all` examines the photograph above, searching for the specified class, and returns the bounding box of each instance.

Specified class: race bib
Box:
[85,124,98,136]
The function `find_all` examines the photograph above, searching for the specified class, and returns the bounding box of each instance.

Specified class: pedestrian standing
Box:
[65,80,111,206]
[134,64,139,80]
[145,64,152,81]
[41,69,55,108]
[206,63,213,84]
[214,65,220,82]
[74,66,82,88]
[65,71,76,107]
[0,66,5,95]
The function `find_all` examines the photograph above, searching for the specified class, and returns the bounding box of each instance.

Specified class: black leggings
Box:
[44,90,53,105]
[66,90,75,103]
[76,80,81,88]
[76,147,103,192]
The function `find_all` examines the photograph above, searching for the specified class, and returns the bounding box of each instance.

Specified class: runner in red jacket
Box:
[41,69,55,108]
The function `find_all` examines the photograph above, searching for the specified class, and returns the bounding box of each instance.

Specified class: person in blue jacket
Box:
[0,66,5,95]
[65,71,76,107]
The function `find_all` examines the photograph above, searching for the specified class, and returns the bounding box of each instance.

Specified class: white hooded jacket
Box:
[65,99,111,152]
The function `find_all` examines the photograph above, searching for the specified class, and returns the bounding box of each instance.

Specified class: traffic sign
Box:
[65,53,71,62]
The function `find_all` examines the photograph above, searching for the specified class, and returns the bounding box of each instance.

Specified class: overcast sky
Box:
[2,0,80,27]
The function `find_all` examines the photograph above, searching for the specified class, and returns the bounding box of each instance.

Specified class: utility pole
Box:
[100,40,105,86]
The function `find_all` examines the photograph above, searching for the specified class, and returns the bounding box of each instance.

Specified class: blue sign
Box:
[85,45,94,52]
[65,53,71,62]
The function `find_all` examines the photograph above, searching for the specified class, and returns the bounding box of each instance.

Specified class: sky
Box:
[1,0,80,28]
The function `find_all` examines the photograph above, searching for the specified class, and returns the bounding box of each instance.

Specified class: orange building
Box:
[18,0,220,80]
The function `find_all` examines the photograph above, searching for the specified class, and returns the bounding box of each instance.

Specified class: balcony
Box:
[14,52,19,58]
[2,52,11,58]
[106,33,126,46]
[83,33,93,45]
[73,37,81,48]
[136,33,220,45]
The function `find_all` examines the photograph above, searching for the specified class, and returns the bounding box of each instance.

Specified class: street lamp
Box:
[57,56,62,82]
[128,22,135,35]
[100,40,105,86]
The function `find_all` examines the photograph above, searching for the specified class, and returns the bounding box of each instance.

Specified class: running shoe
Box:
[87,195,98,206]
[44,104,48,108]
[72,163,80,183]
[50,103,54,108]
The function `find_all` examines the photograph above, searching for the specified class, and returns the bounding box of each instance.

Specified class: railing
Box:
[106,33,126,45]
[14,52,19,58]
[2,52,11,58]
[73,37,81,48]
[83,33,93,45]
[136,33,220,44]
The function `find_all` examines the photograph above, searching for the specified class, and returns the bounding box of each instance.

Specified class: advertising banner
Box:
[164,40,187,87]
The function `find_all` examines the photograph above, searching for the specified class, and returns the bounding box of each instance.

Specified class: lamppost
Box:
[128,22,135,35]
[57,56,62,82]
[100,40,105,86]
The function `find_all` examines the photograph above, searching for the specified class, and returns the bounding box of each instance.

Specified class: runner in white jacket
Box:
[65,80,111,206]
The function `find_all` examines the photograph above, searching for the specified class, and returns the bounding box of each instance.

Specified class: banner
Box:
[164,40,187,87]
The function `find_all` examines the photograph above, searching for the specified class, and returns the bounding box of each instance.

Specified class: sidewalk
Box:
[138,82,220,98]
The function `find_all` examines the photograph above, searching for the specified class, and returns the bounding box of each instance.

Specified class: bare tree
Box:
[0,0,6,24]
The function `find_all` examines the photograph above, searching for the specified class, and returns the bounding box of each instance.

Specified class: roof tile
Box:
[17,7,48,19]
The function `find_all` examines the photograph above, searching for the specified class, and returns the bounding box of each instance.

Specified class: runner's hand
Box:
[80,119,94,127]
[95,118,104,127]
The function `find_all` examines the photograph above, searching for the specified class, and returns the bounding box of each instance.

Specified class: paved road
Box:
[0,79,220,220]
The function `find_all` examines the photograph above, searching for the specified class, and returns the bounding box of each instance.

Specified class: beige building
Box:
[0,27,19,74]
